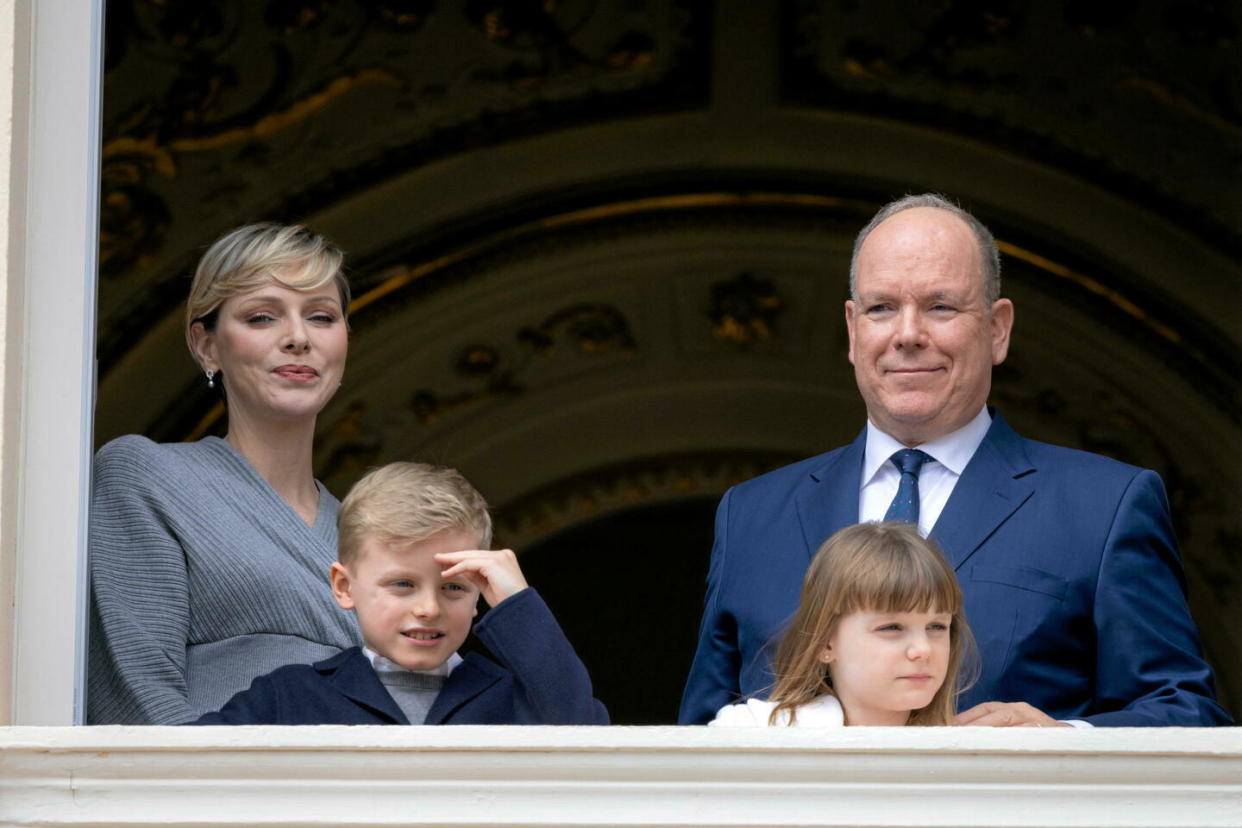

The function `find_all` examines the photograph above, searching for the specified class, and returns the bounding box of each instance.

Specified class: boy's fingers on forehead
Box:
[433,549,489,559]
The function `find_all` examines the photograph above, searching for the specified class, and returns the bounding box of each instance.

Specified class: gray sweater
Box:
[87,435,361,724]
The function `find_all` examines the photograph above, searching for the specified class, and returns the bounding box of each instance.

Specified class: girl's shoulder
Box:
[707,697,779,727]
[708,694,843,727]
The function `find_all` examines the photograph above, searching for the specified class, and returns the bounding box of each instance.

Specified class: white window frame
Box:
[7,0,103,725]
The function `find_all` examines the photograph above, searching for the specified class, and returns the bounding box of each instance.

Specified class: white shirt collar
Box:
[862,406,992,484]
[362,646,463,677]
[791,693,845,726]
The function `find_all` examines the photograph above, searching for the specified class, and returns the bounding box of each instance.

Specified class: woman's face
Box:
[191,278,347,427]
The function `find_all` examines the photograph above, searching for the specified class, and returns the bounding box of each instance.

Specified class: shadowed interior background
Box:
[95,0,1241,723]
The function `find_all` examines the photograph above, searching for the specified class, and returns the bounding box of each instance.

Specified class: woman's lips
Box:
[272,365,318,381]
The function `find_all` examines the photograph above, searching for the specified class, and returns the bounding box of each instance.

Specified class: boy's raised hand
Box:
[435,548,529,608]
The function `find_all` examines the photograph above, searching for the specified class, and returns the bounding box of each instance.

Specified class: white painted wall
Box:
[0,0,101,726]
[3,726,1241,827]
[0,0,19,728]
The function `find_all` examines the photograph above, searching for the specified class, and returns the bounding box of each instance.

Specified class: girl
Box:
[709,522,976,727]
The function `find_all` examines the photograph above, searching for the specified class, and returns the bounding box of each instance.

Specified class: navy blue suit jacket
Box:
[679,410,1230,726]
[194,588,609,725]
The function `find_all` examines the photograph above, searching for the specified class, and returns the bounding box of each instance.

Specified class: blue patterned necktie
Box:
[884,449,933,525]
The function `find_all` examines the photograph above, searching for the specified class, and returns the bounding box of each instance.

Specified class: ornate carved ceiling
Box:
[99,1,1240,385]
[785,0,1241,252]
[99,0,708,370]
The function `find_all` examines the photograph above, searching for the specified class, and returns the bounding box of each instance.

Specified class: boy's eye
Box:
[443,582,466,592]
[877,623,902,632]
[391,580,414,589]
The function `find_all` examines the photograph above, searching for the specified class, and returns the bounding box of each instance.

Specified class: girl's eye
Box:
[443,583,465,592]
[878,623,902,632]
[929,622,950,632]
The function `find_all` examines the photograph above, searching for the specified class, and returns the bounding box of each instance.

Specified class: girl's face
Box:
[191,278,347,427]
[819,608,951,726]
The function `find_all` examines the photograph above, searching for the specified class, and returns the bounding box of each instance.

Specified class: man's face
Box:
[330,530,480,672]
[846,207,1013,446]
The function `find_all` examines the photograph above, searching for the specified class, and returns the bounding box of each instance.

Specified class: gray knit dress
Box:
[87,435,361,724]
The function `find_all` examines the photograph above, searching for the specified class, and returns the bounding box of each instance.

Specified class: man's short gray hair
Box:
[849,193,1002,305]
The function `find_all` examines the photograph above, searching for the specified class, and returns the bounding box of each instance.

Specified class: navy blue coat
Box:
[679,410,1230,726]
[194,588,608,725]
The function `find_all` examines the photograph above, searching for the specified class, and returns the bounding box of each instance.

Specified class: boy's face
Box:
[330,529,480,672]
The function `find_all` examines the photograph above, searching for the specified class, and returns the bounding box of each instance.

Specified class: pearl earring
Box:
[206,369,215,389]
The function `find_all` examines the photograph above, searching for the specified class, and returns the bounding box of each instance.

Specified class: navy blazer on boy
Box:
[196,588,608,725]
[679,410,1230,727]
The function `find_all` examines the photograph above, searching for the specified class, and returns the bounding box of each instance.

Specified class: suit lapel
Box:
[931,410,1036,570]
[425,654,505,724]
[326,648,409,724]
[794,430,865,559]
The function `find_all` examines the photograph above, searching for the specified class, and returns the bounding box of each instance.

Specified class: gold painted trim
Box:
[185,193,1186,440]
[997,242,1181,344]
[349,193,872,313]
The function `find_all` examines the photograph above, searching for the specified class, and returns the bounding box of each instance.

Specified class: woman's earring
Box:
[205,369,215,389]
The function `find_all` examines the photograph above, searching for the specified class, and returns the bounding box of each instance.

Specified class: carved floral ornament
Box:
[410,302,638,426]
[99,0,701,280]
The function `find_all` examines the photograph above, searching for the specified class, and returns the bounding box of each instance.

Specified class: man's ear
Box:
[989,298,1015,365]
[329,562,355,610]
[844,299,857,365]
[187,319,217,374]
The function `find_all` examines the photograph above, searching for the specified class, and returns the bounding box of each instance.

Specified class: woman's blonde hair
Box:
[767,522,977,726]
[184,222,349,342]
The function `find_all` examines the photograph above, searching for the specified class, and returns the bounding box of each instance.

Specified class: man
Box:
[679,194,1230,727]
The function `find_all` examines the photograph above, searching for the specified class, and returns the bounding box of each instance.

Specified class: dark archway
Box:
[515,497,718,724]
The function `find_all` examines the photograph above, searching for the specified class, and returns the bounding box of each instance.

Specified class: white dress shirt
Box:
[858,406,992,536]
[363,647,463,677]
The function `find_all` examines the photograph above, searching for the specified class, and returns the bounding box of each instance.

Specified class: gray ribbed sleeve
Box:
[87,435,361,724]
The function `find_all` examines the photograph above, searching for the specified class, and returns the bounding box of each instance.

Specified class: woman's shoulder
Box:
[95,434,229,484]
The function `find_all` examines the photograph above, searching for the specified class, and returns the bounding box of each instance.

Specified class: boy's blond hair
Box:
[337,462,493,566]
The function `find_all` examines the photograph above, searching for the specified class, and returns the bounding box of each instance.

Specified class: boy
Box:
[194,462,608,725]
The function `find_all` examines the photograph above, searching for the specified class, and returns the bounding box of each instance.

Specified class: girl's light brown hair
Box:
[767,522,977,726]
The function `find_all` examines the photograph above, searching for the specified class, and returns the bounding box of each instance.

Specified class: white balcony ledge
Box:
[3,726,1241,827]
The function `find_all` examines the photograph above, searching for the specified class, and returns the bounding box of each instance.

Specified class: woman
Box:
[88,223,362,724]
